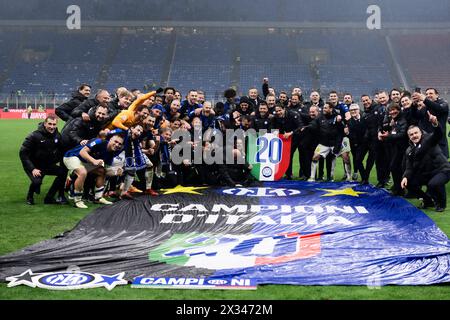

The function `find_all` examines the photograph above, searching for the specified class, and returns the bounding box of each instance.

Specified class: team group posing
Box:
[19,79,450,211]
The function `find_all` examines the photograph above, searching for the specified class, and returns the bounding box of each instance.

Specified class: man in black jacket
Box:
[61,105,110,151]
[55,84,91,122]
[271,103,303,179]
[361,93,388,187]
[378,103,409,195]
[70,89,111,122]
[306,102,345,182]
[412,88,449,158]
[347,103,369,184]
[401,112,450,212]
[19,115,67,205]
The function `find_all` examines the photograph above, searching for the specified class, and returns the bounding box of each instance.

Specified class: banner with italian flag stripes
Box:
[246,132,292,181]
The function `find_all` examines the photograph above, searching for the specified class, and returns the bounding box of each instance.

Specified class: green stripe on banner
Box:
[247,132,261,179]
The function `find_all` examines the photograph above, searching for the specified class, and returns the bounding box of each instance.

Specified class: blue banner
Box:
[1,181,450,287]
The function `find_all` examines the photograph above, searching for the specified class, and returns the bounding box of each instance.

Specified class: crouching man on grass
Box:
[63,134,125,208]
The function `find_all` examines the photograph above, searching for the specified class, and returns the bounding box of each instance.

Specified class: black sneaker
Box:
[435,206,445,212]
[418,200,434,209]
[376,182,386,188]
[285,175,293,180]
[26,197,34,205]
[404,192,415,199]
[44,197,58,204]
[56,196,69,205]
[360,180,369,185]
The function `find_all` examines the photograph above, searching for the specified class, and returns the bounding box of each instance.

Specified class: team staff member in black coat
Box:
[378,103,408,195]
[19,115,67,205]
[271,104,303,179]
[401,112,450,212]
[361,93,387,187]
[411,88,449,158]
[298,105,320,180]
[55,84,91,122]
[346,103,369,184]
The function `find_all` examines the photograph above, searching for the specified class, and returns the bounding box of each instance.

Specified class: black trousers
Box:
[286,134,301,177]
[350,143,366,181]
[386,143,407,192]
[361,139,382,183]
[25,164,67,199]
[407,171,450,208]
[299,143,315,179]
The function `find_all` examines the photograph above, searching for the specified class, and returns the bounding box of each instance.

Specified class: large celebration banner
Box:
[247,133,292,181]
[1,181,450,287]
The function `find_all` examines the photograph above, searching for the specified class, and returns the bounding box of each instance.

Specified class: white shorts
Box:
[106,151,125,176]
[314,144,336,158]
[63,156,99,175]
[339,137,351,155]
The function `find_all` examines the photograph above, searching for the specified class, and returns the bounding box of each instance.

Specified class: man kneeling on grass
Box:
[63,134,124,208]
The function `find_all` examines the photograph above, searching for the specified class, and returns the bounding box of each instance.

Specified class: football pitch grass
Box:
[0,119,449,300]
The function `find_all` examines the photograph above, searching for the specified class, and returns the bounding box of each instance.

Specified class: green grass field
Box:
[0,119,449,300]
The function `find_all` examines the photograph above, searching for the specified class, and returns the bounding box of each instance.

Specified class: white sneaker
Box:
[74,200,88,209]
[307,178,315,182]
[95,197,113,205]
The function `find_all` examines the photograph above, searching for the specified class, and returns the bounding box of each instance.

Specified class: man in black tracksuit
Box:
[55,84,91,122]
[19,116,67,205]
[401,115,450,212]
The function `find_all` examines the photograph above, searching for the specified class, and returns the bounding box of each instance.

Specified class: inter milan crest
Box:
[6,269,127,290]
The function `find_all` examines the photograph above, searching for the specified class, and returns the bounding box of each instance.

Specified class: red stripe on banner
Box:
[274,134,292,180]
[255,232,321,265]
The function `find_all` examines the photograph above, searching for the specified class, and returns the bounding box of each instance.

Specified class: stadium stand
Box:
[392,34,450,95]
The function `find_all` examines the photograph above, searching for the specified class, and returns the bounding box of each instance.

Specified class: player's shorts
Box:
[106,151,125,176]
[339,137,351,155]
[63,156,99,175]
[314,144,336,158]
[124,153,153,172]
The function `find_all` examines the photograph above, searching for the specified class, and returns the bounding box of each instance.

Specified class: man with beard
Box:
[61,105,110,151]
[252,102,272,131]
